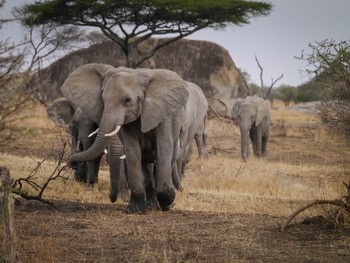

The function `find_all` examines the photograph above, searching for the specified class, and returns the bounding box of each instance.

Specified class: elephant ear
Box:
[47,97,74,128]
[255,98,270,126]
[61,63,114,124]
[140,69,189,133]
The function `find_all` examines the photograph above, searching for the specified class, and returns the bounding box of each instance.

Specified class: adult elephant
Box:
[144,81,209,196]
[61,64,190,213]
[177,81,209,178]
[232,95,270,161]
[47,97,129,201]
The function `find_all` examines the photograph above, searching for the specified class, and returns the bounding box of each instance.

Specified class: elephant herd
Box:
[47,64,271,214]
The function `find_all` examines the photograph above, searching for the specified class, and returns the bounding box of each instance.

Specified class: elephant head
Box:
[61,64,189,212]
[232,95,270,161]
[47,96,129,202]
[47,97,101,186]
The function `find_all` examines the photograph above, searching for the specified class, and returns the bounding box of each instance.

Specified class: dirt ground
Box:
[14,201,350,263]
[2,103,350,262]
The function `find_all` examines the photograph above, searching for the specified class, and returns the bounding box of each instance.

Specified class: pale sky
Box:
[1,0,349,86]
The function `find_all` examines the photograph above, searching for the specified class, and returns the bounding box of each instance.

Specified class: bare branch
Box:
[280,199,347,231]
[255,55,283,99]
[10,139,71,207]
[255,55,264,89]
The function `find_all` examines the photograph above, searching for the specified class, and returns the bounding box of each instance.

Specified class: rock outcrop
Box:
[29,38,249,117]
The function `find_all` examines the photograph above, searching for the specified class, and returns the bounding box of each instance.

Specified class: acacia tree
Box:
[18,0,272,68]
[297,39,350,134]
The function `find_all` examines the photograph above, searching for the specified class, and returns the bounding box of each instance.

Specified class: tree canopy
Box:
[18,0,272,68]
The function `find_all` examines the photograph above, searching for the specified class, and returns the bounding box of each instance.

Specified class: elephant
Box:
[177,81,209,178]
[60,64,191,213]
[232,95,271,161]
[47,97,102,186]
[47,97,129,201]
[142,81,209,198]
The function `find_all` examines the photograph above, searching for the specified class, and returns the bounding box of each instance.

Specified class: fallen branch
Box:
[280,199,348,231]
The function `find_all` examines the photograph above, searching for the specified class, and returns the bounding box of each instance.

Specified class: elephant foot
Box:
[74,173,86,183]
[109,189,130,203]
[118,190,130,202]
[109,190,117,203]
[157,186,175,211]
[146,197,159,211]
[125,194,146,214]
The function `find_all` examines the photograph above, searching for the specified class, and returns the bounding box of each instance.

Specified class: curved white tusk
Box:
[104,149,108,154]
[105,125,121,137]
[88,128,99,137]
[120,154,126,160]
[76,140,81,151]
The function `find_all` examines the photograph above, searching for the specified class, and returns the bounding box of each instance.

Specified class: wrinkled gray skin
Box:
[61,64,190,213]
[47,97,129,201]
[232,95,270,161]
[177,81,209,179]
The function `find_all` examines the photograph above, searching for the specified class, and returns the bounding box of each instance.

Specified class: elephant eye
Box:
[124,96,132,106]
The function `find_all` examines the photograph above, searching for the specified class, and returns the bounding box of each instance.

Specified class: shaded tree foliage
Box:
[18,0,272,68]
[297,39,350,134]
[296,77,327,102]
[275,85,297,106]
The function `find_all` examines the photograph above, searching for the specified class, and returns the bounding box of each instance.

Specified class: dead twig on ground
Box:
[280,181,350,231]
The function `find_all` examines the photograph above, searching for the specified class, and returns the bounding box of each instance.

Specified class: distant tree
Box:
[17,0,272,68]
[297,39,350,134]
[275,85,297,106]
[296,77,326,102]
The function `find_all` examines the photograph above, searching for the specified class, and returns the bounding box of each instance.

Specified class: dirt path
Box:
[14,200,350,263]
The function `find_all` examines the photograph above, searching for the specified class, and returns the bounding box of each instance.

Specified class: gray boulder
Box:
[28,38,249,117]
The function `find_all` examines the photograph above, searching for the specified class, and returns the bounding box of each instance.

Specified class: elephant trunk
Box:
[108,136,129,203]
[70,131,109,162]
[70,111,120,163]
[240,127,250,161]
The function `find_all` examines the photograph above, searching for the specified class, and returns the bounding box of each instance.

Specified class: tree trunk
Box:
[0,166,15,263]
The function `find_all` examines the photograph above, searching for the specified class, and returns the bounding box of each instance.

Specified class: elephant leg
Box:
[194,126,208,159]
[86,155,102,187]
[123,125,146,213]
[254,125,263,157]
[249,126,257,156]
[172,137,182,189]
[74,162,87,182]
[262,130,269,157]
[143,163,158,210]
[155,119,176,211]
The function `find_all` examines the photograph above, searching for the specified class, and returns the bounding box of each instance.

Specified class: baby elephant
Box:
[232,95,271,161]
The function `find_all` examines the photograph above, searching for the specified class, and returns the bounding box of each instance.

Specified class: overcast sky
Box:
[1,0,349,86]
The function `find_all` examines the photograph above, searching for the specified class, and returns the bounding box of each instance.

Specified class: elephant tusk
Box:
[88,128,99,137]
[104,149,108,154]
[76,140,81,151]
[105,125,121,137]
[120,154,126,160]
